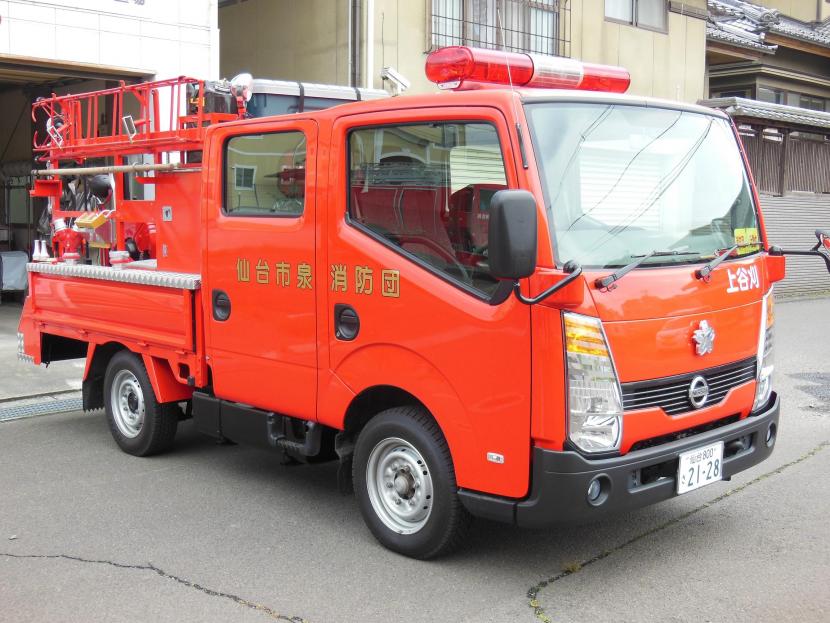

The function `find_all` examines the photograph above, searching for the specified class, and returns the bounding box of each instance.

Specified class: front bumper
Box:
[459,392,779,528]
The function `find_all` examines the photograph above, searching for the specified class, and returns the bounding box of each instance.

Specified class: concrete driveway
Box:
[1,297,829,622]
[0,303,83,400]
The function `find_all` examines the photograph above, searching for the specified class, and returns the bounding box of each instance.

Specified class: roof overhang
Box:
[707,63,830,92]
[707,40,767,61]
[700,96,830,133]
[0,54,153,91]
[764,33,830,58]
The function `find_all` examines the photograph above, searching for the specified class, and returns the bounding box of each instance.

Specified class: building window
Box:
[348,122,508,297]
[431,0,567,57]
[605,0,667,32]
[757,87,828,113]
[713,89,750,99]
[797,95,827,113]
[234,166,256,190]
[225,131,307,216]
[757,87,785,105]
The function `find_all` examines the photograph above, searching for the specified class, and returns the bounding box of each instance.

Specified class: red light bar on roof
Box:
[425,46,630,94]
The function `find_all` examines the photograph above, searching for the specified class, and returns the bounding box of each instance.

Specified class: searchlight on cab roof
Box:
[425,45,631,93]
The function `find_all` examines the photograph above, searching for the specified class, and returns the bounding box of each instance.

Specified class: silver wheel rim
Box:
[366,437,434,535]
[110,369,145,439]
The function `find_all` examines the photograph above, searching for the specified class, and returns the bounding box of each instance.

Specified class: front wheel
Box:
[353,406,471,559]
[104,351,178,457]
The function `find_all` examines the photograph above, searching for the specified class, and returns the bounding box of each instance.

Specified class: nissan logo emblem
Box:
[688,376,709,409]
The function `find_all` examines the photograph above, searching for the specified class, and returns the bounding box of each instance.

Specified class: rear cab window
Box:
[347,122,509,298]
[224,131,307,217]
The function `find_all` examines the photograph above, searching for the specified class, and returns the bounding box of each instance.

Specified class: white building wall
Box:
[0,0,219,80]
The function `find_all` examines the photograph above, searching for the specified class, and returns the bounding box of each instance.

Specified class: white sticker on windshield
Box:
[726,265,760,294]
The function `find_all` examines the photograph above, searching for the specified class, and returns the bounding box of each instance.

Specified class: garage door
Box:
[759,193,830,297]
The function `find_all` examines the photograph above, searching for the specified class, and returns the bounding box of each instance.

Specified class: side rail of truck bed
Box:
[18,262,205,405]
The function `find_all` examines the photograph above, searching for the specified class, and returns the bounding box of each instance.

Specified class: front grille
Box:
[621,357,757,416]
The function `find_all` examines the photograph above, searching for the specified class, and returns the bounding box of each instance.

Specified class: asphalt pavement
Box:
[1,297,829,623]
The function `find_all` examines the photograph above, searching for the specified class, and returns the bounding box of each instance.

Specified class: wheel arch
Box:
[330,344,474,488]
[82,342,127,411]
[343,385,429,436]
[140,355,193,404]
[83,344,192,410]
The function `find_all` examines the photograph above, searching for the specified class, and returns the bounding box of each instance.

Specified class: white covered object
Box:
[0,251,29,291]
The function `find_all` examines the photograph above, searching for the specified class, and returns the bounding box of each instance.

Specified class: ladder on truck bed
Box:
[28,77,244,270]
[31,77,241,162]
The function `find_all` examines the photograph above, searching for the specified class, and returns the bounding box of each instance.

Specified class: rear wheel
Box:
[104,351,178,456]
[353,406,471,559]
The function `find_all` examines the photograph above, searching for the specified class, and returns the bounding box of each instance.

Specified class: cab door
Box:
[204,120,318,420]
[322,108,533,498]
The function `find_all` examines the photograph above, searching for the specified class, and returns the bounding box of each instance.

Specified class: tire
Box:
[353,406,472,559]
[103,351,178,457]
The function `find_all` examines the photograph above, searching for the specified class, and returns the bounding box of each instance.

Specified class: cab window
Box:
[224,131,306,216]
[348,122,508,297]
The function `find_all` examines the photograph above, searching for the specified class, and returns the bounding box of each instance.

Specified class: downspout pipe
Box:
[347,0,353,87]
[351,0,362,88]
[365,0,374,89]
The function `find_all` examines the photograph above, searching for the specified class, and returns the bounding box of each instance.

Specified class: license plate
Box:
[677,441,724,494]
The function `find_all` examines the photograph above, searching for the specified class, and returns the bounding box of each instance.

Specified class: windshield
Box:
[525,102,761,269]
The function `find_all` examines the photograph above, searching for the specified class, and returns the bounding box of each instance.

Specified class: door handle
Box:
[212,289,231,321]
[334,304,360,341]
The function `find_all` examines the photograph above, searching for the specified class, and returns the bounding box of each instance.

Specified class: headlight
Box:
[753,289,774,411]
[564,313,623,453]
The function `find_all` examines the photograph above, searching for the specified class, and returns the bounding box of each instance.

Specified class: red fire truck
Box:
[17,47,830,559]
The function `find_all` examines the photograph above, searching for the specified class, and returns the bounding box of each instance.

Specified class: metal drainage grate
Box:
[0,396,83,422]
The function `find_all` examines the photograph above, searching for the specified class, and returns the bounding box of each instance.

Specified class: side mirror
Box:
[769,229,830,274]
[488,189,538,280]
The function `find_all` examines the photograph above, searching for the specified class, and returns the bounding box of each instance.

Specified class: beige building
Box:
[219,0,708,103]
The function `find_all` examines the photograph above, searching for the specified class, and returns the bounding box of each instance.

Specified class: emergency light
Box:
[425,46,630,93]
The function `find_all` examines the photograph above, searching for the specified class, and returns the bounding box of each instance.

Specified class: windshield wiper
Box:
[695,245,739,280]
[595,250,699,290]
